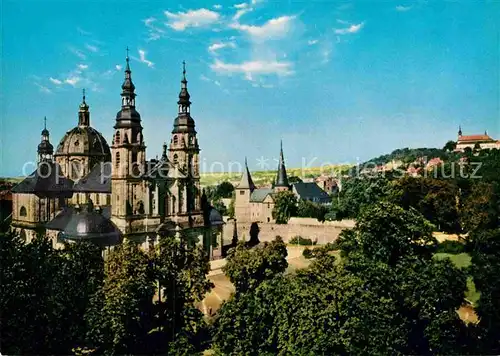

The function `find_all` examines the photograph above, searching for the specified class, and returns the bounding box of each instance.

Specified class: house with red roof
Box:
[455,126,500,152]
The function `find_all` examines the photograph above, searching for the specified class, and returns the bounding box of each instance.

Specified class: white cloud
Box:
[69,47,86,60]
[233,8,252,20]
[85,43,99,52]
[208,41,237,54]
[234,2,248,9]
[49,77,62,85]
[144,17,156,26]
[200,74,211,81]
[35,83,52,94]
[334,22,364,35]
[164,8,220,31]
[336,19,349,25]
[78,64,89,70]
[65,76,81,86]
[211,59,293,81]
[230,15,296,41]
[308,39,318,45]
[77,27,92,36]
[115,64,123,71]
[395,5,412,11]
[138,49,154,67]
[213,4,222,9]
[143,17,165,41]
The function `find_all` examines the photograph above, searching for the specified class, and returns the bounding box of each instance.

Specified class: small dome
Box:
[55,126,110,159]
[41,128,50,136]
[60,204,122,246]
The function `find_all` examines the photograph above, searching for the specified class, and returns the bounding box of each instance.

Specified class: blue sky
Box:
[1,0,499,177]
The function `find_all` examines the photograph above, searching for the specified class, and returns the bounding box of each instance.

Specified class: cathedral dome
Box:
[55,126,110,159]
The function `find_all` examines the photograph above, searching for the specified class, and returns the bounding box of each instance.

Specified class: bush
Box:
[289,236,315,246]
[303,243,339,259]
[303,248,314,259]
[435,240,465,254]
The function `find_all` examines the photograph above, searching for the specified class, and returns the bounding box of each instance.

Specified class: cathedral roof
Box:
[57,203,121,246]
[55,126,111,159]
[73,162,112,193]
[11,162,74,198]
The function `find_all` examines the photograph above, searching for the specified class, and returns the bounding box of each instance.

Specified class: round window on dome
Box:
[74,140,80,146]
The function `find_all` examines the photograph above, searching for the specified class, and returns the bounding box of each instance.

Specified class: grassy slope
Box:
[199,165,352,187]
[434,253,479,304]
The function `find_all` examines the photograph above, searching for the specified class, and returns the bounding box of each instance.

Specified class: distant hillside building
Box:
[235,142,330,223]
[455,126,500,152]
[315,175,337,194]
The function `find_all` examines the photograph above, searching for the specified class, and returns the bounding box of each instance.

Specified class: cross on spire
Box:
[82,88,86,104]
[44,116,47,130]
[182,60,186,81]
[126,46,129,59]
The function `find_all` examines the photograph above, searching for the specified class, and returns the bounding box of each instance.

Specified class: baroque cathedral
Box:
[11,55,224,256]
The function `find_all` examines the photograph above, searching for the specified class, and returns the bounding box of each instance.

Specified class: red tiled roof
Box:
[458,134,493,142]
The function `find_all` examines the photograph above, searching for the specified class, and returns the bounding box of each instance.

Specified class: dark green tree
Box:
[443,140,457,152]
[0,233,104,355]
[215,181,235,199]
[86,240,155,355]
[461,182,500,233]
[467,228,500,353]
[338,202,437,265]
[272,190,298,224]
[151,234,213,353]
[222,236,287,294]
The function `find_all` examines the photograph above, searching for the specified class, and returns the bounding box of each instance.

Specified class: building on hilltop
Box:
[10,56,224,259]
[455,126,500,152]
[235,141,331,224]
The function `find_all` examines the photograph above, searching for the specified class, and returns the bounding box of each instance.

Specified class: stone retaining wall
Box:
[223,218,355,245]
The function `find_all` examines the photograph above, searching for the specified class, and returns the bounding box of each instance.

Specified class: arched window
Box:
[71,160,82,180]
[96,194,100,205]
[20,206,27,217]
[115,152,120,168]
[115,131,121,144]
[173,135,178,145]
[106,195,111,205]
[173,154,178,164]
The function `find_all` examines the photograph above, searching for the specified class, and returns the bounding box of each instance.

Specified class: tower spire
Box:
[237,157,256,190]
[178,61,191,114]
[38,117,54,163]
[458,125,462,136]
[121,47,136,108]
[78,88,90,127]
[182,60,186,82]
[126,46,130,71]
[275,140,289,190]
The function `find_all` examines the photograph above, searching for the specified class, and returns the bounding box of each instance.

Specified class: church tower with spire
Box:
[168,61,201,213]
[234,158,256,222]
[274,140,290,192]
[38,117,54,163]
[111,50,148,228]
